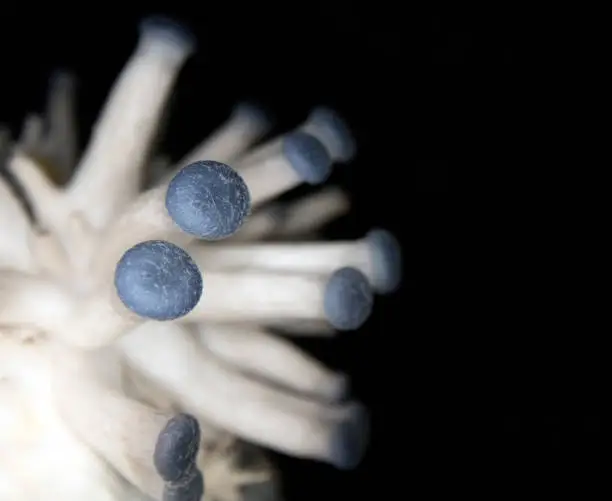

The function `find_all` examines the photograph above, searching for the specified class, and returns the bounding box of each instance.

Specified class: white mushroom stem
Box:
[230,187,349,242]
[67,24,192,230]
[89,184,190,286]
[18,114,44,154]
[6,156,96,279]
[50,346,170,499]
[122,362,226,448]
[0,337,132,501]
[239,145,308,208]
[230,206,281,241]
[60,213,101,281]
[34,215,99,290]
[235,110,349,167]
[183,271,327,323]
[27,230,70,281]
[196,324,347,402]
[233,137,279,171]
[7,152,67,236]
[188,237,373,280]
[0,272,74,334]
[119,322,356,464]
[0,176,35,272]
[122,361,178,413]
[0,271,140,348]
[66,284,143,348]
[175,105,271,170]
[0,379,27,452]
[271,187,349,238]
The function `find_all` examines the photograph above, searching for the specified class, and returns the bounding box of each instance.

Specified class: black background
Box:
[0,2,490,499]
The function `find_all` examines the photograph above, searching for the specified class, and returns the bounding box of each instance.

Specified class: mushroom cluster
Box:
[0,16,401,501]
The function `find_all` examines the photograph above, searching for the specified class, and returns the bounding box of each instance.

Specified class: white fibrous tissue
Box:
[0,15,401,501]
